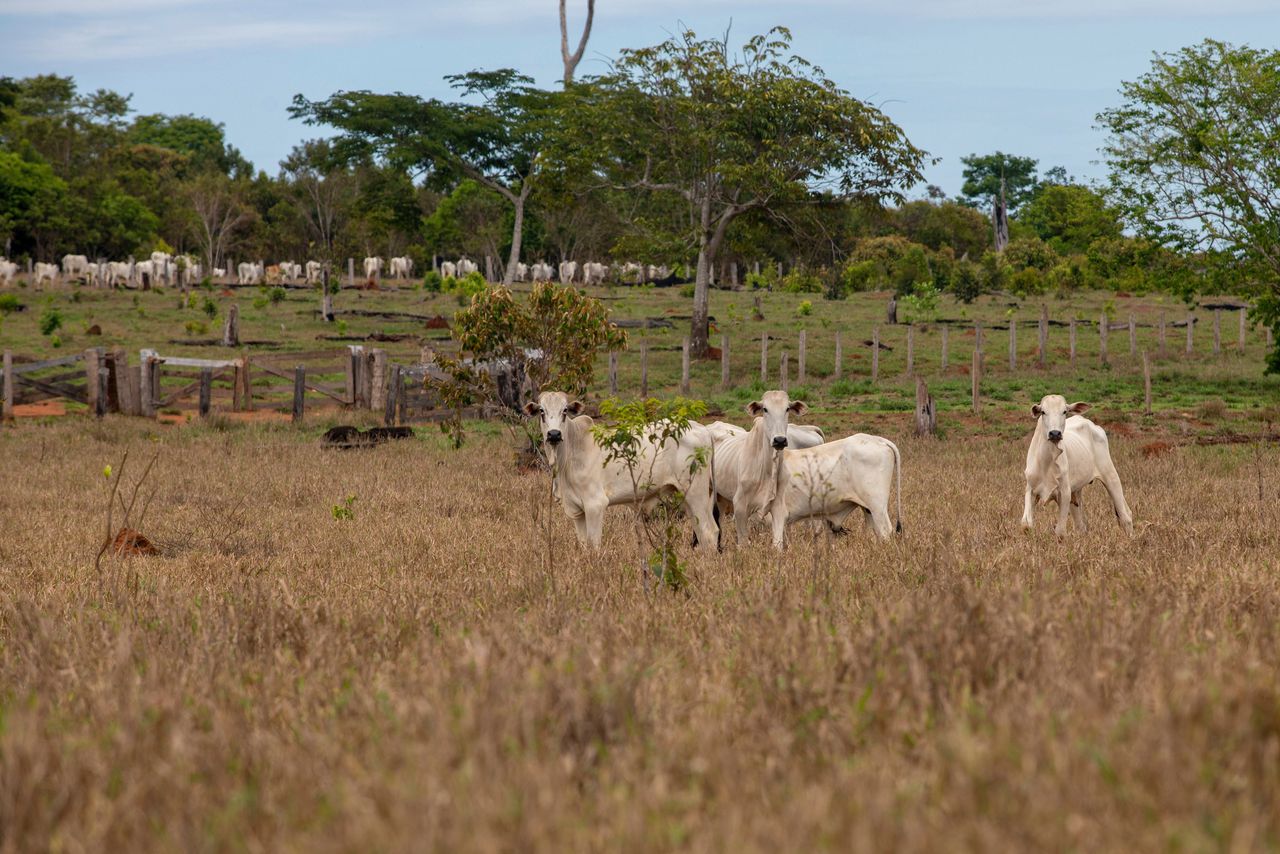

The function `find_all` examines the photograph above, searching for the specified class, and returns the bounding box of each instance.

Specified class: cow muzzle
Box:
[772,436,788,449]
[546,430,563,445]
[1048,430,1063,442]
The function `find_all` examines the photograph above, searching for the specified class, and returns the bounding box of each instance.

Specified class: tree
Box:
[1099,39,1280,369]
[290,70,557,286]
[1018,183,1121,256]
[186,174,251,274]
[559,0,596,86]
[960,151,1038,253]
[556,27,927,356]
[0,150,68,259]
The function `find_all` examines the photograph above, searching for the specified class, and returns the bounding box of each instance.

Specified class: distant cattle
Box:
[106,261,133,288]
[0,259,18,285]
[513,262,529,282]
[237,261,263,285]
[457,258,478,278]
[33,262,58,284]
[363,257,384,280]
[558,260,578,284]
[1022,394,1133,536]
[530,262,554,283]
[150,251,172,285]
[440,261,457,279]
[524,391,720,550]
[582,261,607,285]
[389,256,413,279]
[61,254,90,279]
[305,260,323,283]
[278,261,302,282]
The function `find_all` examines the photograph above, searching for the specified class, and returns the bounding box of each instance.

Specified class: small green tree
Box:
[591,397,708,592]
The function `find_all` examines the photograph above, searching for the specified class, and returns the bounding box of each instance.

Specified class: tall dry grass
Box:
[1,416,1278,851]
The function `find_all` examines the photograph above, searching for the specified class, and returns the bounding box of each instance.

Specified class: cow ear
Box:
[1031,404,1043,418]
[1067,401,1091,414]
[565,400,585,416]
[746,401,764,416]
[788,400,809,416]
[522,401,542,417]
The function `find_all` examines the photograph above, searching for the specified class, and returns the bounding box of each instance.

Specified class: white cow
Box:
[150,251,172,286]
[513,262,529,282]
[582,261,607,285]
[622,262,644,284]
[531,262,554,283]
[440,261,457,279]
[278,261,302,282]
[389,256,414,279]
[0,259,18,285]
[558,260,578,284]
[523,391,721,551]
[457,258,478,278]
[706,394,829,543]
[135,259,157,287]
[212,267,226,279]
[1021,395,1133,536]
[305,260,323,283]
[106,261,133,288]
[237,261,263,285]
[33,262,58,285]
[61,254,90,279]
[363,257,384,280]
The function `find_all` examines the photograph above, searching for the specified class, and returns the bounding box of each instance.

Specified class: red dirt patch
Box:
[111,528,158,556]
[219,289,235,297]
[12,400,66,417]
[702,347,722,360]
[85,323,102,336]
[425,315,450,329]
[1107,422,1137,437]
[1141,440,1176,458]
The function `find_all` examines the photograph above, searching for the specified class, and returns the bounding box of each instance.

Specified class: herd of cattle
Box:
[524,389,1133,550]
[0,253,675,289]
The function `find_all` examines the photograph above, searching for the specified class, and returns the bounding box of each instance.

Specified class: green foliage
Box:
[49,333,62,348]
[38,307,62,336]
[837,259,879,297]
[422,270,443,292]
[745,266,779,290]
[797,300,813,316]
[899,283,940,322]
[1003,236,1060,273]
[780,269,823,294]
[960,151,1040,213]
[950,260,983,304]
[1019,183,1121,255]
[331,494,357,521]
[184,319,208,336]
[444,270,487,299]
[0,294,23,314]
[679,284,695,299]
[268,286,286,305]
[201,296,218,319]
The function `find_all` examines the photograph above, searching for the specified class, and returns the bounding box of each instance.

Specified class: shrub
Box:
[745,266,779,290]
[0,294,22,314]
[49,334,62,348]
[444,271,487,300]
[268,286,286,306]
[422,271,443,292]
[1009,267,1047,296]
[951,260,983,304]
[797,300,813,316]
[836,259,880,297]
[900,282,941,322]
[201,297,218,319]
[780,268,823,294]
[184,319,208,336]
[39,307,62,336]
[679,284,696,299]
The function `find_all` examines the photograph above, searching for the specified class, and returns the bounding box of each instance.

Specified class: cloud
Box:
[1,0,211,13]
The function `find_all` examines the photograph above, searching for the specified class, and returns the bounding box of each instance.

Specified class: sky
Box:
[2,0,1276,196]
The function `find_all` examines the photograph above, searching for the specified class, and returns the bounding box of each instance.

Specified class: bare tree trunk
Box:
[559,0,596,86]
[503,190,528,286]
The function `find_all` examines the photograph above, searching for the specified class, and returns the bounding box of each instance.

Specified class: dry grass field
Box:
[2,412,1279,851]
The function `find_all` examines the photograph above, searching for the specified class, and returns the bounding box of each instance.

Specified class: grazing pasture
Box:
[1,407,1278,850]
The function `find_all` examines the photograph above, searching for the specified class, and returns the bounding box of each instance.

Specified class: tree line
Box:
[1,32,1276,364]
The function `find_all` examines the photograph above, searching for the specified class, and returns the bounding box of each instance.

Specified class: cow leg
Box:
[771,504,788,550]
[1021,484,1035,530]
[866,503,894,542]
[1069,491,1088,533]
[1099,469,1134,536]
[565,505,591,546]
[582,500,607,549]
[1054,480,1072,537]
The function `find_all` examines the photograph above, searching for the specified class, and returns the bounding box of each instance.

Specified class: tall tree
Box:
[281,140,354,262]
[290,70,556,285]
[186,174,251,274]
[960,151,1037,252]
[554,27,927,355]
[559,0,596,86]
[1099,39,1280,369]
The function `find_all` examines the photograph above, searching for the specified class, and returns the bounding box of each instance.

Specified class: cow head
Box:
[747,390,808,450]
[1031,395,1090,444]
[523,391,584,446]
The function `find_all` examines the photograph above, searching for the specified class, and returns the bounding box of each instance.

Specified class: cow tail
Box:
[887,438,903,535]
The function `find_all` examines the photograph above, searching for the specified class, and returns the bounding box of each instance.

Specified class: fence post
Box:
[240,352,253,412]
[871,327,880,383]
[198,367,212,418]
[906,324,915,375]
[1158,313,1166,356]
[361,349,374,409]
[1008,319,1017,370]
[1143,351,1152,416]
[222,303,239,347]
[370,348,388,413]
[112,348,133,415]
[2,350,12,419]
[914,375,936,437]
[292,365,305,422]
[609,351,618,395]
[1239,308,1247,350]
[760,333,768,384]
[639,344,649,399]
[345,347,358,405]
[85,348,99,413]
[385,365,401,426]
[1038,305,1048,368]
[798,329,806,383]
[680,338,690,395]
[1128,314,1136,356]
[1186,313,1194,355]
[975,321,983,354]
[780,350,789,393]
[139,356,154,418]
[347,258,354,287]
[96,368,108,418]
[720,335,729,390]
[1099,313,1108,366]
[941,325,949,371]
[971,350,981,415]
[1069,320,1077,366]
[833,330,842,380]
